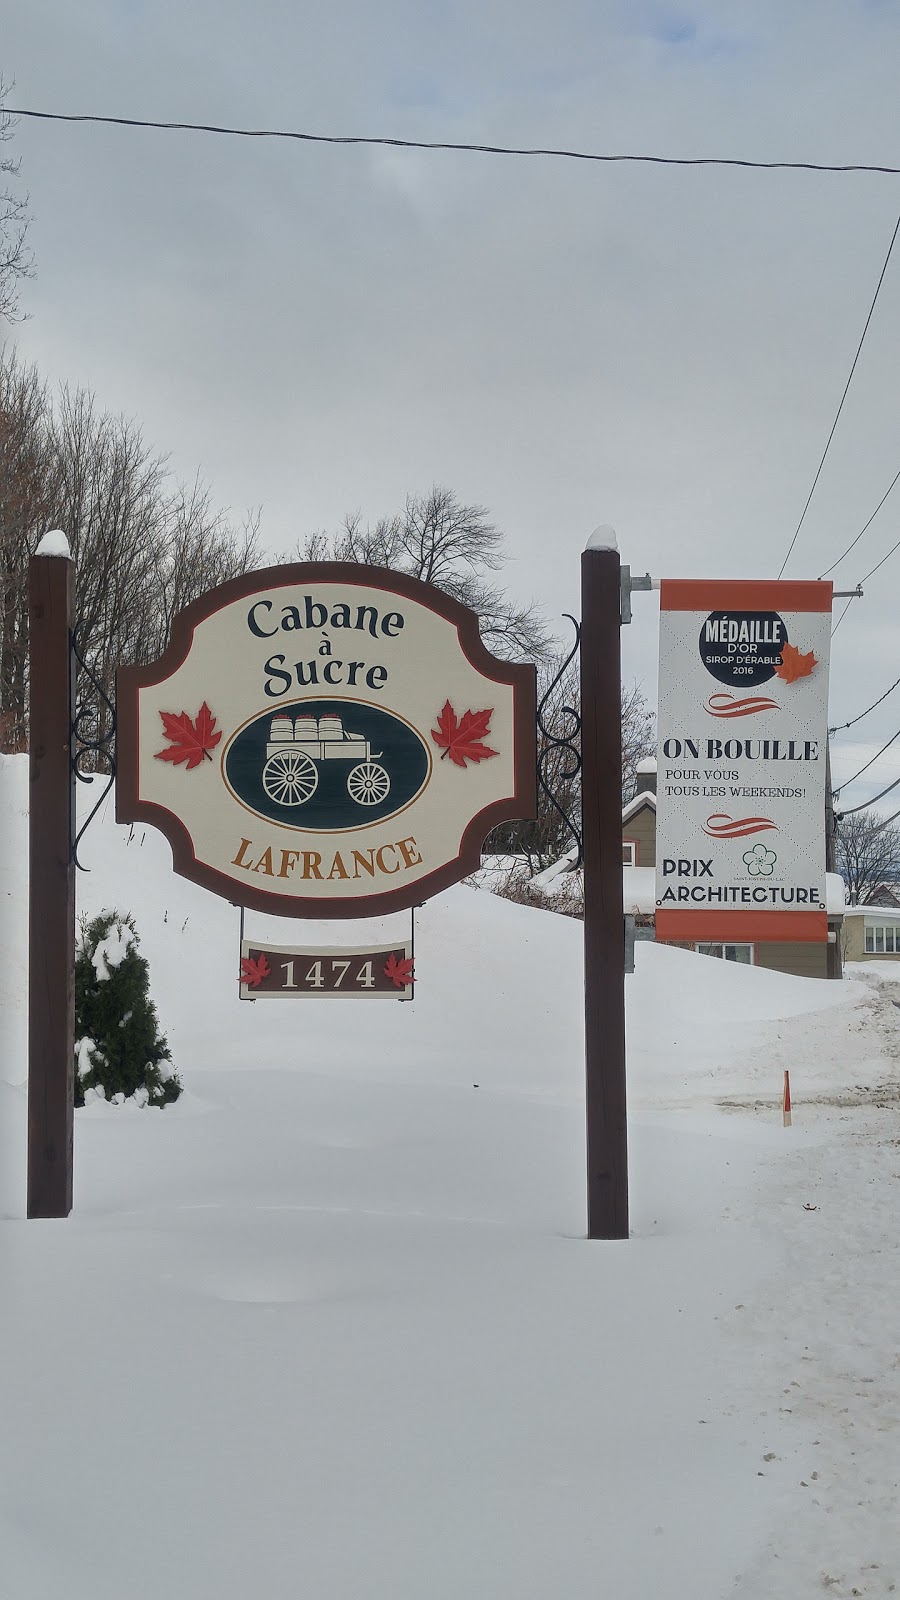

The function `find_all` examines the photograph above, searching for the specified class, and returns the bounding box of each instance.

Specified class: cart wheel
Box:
[262,749,319,806]
[347,761,390,806]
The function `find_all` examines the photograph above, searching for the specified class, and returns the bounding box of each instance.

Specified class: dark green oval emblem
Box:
[224,699,430,830]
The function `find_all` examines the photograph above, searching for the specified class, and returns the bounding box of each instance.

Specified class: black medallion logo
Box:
[699,610,788,687]
[224,699,430,830]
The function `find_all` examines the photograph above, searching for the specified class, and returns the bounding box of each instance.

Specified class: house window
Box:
[622,840,637,865]
[695,943,754,965]
[865,921,898,953]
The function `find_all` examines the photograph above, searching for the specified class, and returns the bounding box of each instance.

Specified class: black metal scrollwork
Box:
[537,614,583,867]
[70,623,117,871]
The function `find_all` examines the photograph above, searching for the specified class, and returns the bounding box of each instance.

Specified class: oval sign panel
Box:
[223,698,431,831]
[117,563,536,917]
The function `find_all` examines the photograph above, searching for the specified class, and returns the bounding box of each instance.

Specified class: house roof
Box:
[842,903,900,920]
[622,791,656,826]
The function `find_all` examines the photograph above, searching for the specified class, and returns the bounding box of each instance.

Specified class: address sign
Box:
[239,941,414,999]
[117,563,536,917]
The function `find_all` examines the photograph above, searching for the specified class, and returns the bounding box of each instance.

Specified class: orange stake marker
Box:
[782,1069,792,1128]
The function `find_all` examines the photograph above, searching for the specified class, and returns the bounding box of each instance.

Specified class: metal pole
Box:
[825,743,842,980]
[27,550,75,1218]
[580,548,628,1240]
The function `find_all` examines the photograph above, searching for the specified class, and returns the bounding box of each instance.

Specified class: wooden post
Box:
[581,547,628,1239]
[27,548,75,1218]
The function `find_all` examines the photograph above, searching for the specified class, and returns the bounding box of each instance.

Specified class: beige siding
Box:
[841,915,900,961]
[754,943,828,979]
[843,917,866,962]
[623,802,656,868]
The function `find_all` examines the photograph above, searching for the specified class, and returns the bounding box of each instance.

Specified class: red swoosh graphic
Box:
[706,693,781,718]
[702,814,779,838]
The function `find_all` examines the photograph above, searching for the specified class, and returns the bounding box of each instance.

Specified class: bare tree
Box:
[0,348,262,756]
[836,810,900,905]
[621,681,656,804]
[297,486,549,662]
[0,348,51,746]
[0,83,33,324]
[125,474,262,665]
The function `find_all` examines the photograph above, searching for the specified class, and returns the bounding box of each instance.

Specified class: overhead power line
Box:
[830,595,858,637]
[833,724,900,794]
[856,527,900,587]
[12,106,900,174]
[777,207,900,579]
[818,464,900,579]
[830,669,900,733]
[837,769,900,816]
[831,524,900,638]
[869,800,900,831]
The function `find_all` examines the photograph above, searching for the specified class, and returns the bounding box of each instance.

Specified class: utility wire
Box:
[856,527,900,586]
[830,669,900,733]
[830,594,858,638]
[869,800,900,831]
[818,463,900,579]
[832,525,900,639]
[833,724,900,794]
[837,770,900,816]
[12,106,900,174]
[777,208,900,579]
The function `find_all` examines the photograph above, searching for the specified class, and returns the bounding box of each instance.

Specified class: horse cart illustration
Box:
[262,713,391,807]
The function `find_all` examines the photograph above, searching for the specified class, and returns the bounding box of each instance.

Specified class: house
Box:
[622,759,846,979]
[840,905,900,963]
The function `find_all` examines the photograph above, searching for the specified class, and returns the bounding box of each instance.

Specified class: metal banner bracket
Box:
[620,567,654,626]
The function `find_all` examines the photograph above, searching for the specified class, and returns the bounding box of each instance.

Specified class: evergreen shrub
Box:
[74,910,181,1107]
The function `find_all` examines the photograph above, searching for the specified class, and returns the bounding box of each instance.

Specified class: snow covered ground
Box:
[2,752,900,1598]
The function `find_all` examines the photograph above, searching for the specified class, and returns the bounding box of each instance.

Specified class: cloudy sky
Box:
[5,0,900,813]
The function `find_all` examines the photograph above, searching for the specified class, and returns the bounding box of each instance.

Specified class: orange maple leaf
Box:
[384,951,415,989]
[431,701,498,767]
[239,952,270,989]
[774,642,817,684]
[154,702,222,769]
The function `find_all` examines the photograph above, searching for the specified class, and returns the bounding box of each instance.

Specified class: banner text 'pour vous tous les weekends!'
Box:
[655,580,832,944]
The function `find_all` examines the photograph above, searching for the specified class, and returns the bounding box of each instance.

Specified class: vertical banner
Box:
[655,580,832,944]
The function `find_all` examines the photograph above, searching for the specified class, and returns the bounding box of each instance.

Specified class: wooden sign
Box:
[117,564,536,917]
[239,940,414,999]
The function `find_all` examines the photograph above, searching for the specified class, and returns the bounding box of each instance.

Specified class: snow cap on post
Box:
[585,524,618,552]
[35,530,71,559]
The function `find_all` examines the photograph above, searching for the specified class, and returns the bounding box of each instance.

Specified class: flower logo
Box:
[743,844,777,877]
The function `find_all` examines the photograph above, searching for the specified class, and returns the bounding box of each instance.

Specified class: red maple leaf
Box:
[773,643,817,684]
[384,952,415,989]
[431,701,498,768]
[239,952,271,989]
[154,702,222,769]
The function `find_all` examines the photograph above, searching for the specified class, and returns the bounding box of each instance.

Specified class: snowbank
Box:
[3,754,898,1600]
